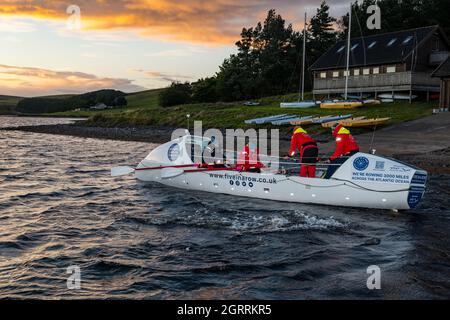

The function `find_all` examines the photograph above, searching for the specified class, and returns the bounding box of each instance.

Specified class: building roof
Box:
[310,25,446,71]
[432,57,450,78]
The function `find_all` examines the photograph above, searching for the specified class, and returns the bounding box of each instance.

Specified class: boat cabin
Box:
[310,26,450,101]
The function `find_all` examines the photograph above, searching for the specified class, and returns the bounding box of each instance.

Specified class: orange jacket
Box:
[330,124,360,161]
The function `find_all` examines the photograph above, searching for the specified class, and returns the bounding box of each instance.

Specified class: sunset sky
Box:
[0,0,349,97]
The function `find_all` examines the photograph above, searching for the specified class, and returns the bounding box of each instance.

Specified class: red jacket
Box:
[237,145,264,171]
[330,125,360,161]
[289,132,317,157]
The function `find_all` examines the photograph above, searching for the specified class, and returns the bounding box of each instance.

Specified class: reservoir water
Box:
[0,117,449,299]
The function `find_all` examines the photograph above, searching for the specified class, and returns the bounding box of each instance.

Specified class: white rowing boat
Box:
[378,94,418,101]
[112,135,428,211]
[272,116,313,126]
[245,114,288,125]
[280,101,317,108]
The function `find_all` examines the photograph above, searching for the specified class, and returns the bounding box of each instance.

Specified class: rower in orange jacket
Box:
[288,127,318,178]
[324,124,360,179]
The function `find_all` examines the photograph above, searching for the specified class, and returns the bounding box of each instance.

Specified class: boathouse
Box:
[310,26,450,101]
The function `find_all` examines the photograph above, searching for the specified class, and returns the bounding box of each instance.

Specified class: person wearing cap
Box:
[324,124,360,179]
[287,127,318,178]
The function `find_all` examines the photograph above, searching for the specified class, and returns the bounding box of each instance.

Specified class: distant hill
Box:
[0,95,23,115]
[16,89,127,114]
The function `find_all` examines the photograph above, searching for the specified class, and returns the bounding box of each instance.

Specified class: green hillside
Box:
[16,89,127,114]
[0,95,22,115]
[51,88,163,117]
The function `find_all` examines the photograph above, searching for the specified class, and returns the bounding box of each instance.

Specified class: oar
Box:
[161,167,234,179]
[111,163,200,177]
[111,166,135,177]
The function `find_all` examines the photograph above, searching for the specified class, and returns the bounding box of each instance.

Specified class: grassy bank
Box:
[50,90,438,134]
[0,95,22,115]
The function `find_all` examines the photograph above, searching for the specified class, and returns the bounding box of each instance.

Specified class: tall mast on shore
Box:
[301,12,307,101]
[344,3,352,100]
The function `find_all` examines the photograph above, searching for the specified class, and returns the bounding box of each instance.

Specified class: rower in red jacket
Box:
[237,143,264,172]
[330,124,360,161]
[324,124,360,179]
[288,127,318,178]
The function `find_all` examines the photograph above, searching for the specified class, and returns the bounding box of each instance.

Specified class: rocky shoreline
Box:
[1,122,176,144]
[1,121,297,145]
[394,148,450,174]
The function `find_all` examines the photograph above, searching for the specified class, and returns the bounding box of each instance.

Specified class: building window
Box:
[373,67,380,74]
[363,68,370,75]
[351,43,359,51]
[368,41,377,49]
[433,37,440,51]
[387,38,397,47]
[343,70,350,76]
[320,72,327,78]
[353,69,360,76]
[403,36,413,45]
[386,66,396,73]
[333,71,340,78]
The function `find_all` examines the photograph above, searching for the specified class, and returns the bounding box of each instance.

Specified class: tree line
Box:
[160,0,450,107]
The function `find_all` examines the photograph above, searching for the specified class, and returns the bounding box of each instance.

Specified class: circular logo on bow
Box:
[353,156,369,171]
[167,143,180,162]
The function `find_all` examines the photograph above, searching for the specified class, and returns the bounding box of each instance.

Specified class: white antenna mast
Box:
[301,12,307,102]
[344,2,352,100]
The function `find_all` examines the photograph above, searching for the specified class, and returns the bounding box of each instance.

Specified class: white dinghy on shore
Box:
[112,135,428,211]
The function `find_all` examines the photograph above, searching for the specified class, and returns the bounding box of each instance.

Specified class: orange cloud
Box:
[0,0,318,44]
[0,64,146,97]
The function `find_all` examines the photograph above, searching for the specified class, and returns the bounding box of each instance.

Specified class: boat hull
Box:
[280,101,316,108]
[344,118,391,127]
[135,169,415,210]
[320,102,363,109]
[378,94,418,101]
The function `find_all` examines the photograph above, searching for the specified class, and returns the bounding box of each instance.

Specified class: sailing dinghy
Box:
[112,135,427,211]
[280,101,317,108]
[320,100,363,109]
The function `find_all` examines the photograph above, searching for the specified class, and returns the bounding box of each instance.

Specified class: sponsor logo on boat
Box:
[411,172,427,185]
[353,156,370,171]
[374,161,385,171]
[389,165,412,173]
[167,143,180,161]
[352,172,411,184]
[408,191,424,209]
[208,172,277,185]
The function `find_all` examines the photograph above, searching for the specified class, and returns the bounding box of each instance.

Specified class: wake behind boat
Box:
[112,135,427,211]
